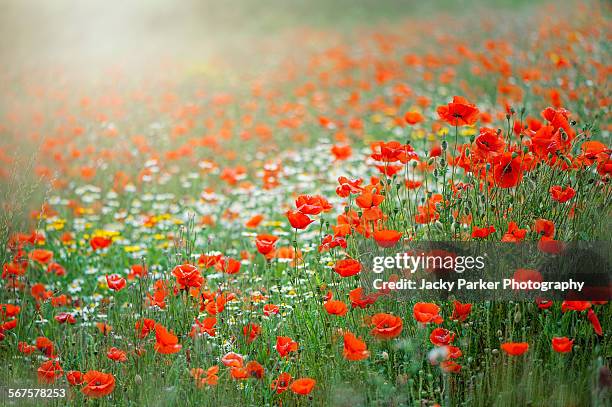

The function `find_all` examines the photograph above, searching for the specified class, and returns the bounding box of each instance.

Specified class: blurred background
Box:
[0,0,539,72]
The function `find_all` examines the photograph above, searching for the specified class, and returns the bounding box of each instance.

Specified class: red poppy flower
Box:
[441,360,462,373]
[221,352,244,368]
[551,337,573,353]
[494,152,523,188]
[191,317,217,337]
[271,372,292,394]
[263,303,279,316]
[501,221,527,242]
[47,262,66,276]
[29,249,53,264]
[255,234,278,255]
[451,300,472,321]
[404,111,424,125]
[246,361,265,379]
[66,370,84,385]
[333,258,362,277]
[172,263,203,289]
[587,309,603,336]
[295,195,332,215]
[534,219,555,238]
[500,342,529,356]
[36,336,55,357]
[286,210,314,229]
[413,302,443,324]
[243,323,261,343]
[290,378,316,395]
[430,328,455,346]
[107,347,127,362]
[90,236,112,251]
[136,318,156,339]
[561,301,591,312]
[37,360,63,383]
[276,336,298,357]
[373,229,402,248]
[470,224,494,239]
[550,185,576,203]
[370,313,403,339]
[154,323,182,354]
[106,274,126,291]
[474,127,505,158]
[343,331,370,361]
[324,299,348,316]
[81,370,115,398]
[54,312,76,324]
[437,96,480,126]
[216,256,241,274]
[331,144,352,160]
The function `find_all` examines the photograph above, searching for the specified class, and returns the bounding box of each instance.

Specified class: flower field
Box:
[0,0,611,406]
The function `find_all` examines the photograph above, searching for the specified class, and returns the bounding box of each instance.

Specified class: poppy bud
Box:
[441,140,448,151]
[464,148,470,157]
[440,159,446,167]
[511,152,518,159]
[523,146,529,154]
[134,374,142,385]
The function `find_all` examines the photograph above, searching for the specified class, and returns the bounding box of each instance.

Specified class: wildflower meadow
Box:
[0,0,610,406]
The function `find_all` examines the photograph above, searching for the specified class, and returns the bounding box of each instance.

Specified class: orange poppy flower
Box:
[245,214,264,228]
[370,313,403,339]
[471,225,495,239]
[263,303,280,316]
